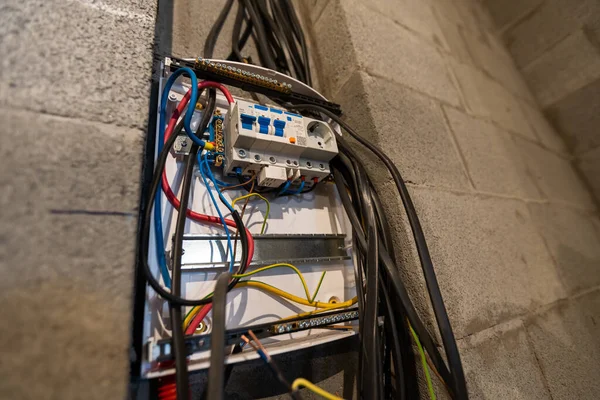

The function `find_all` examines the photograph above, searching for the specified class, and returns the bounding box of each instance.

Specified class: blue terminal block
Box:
[240,113,256,130]
[273,119,286,137]
[257,116,271,134]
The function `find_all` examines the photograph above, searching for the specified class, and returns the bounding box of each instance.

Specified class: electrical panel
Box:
[224,99,338,185]
[139,65,355,382]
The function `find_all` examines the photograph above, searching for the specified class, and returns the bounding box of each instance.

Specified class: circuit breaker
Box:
[224,99,338,184]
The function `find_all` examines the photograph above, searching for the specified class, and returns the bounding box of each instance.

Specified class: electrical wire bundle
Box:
[142,0,468,397]
[204,0,312,86]
[283,104,469,400]
[143,74,335,399]
[195,1,469,398]
[140,68,258,399]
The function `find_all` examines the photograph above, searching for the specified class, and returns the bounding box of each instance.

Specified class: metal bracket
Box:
[152,307,359,362]
[175,233,349,271]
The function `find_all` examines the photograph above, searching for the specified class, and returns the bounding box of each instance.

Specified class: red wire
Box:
[160,80,251,336]
[161,80,253,257]
[184,305,212,336]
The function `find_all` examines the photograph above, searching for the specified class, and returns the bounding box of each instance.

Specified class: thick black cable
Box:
[170,143,198,400]
[334,159,409,398]
[281,0,312,86]
[255,0,292,75]
[332,162,453,391]
[334,145,452,384]
[230,4,247,62]
[207,272,232,400]
[337,130,458,396]
[333,157,420,398]
[352,162,381,400]
[170,90,220,400]
[371,183,419,399]
[140,120,248,307]
[204,0,235,58]
[293,103,468,399]
[268,0,306,83]
[350,232,366,396]
[380,278,406,400]
[364,221,380,400]
[240,0,277,69]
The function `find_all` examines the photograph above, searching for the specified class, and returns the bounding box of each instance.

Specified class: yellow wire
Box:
[231,193,270,234]
[184,261,338,329]
[184,281,357,329]
[184,306,201,328]
[278,298,358,321]
[292,378,344,400]
[233,263,326,303]
[235,280,356,309]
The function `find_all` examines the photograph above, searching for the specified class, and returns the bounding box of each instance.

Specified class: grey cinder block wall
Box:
[297,0,600,398]
[483,0,600,205]
[0,0,156,398]
[0,0,599,399]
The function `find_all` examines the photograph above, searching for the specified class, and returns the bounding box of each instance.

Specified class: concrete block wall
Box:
[483,0,600,204]
[298,0,600,398]
[0,0,156,398]
[1,0,597,398]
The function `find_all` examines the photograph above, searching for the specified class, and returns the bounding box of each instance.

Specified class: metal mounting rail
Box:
[166,57,342,115]
[150,307,359,362]
[175,233,349,271]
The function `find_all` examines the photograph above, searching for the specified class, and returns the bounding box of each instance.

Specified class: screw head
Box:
[238,149,247,158]
[254,154,262,162]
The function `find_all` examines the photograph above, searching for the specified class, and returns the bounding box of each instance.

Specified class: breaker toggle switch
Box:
[273,119,286,137]
[240,114,256,130]
[257,116,271,134]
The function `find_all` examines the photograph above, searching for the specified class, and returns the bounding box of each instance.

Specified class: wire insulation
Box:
[292,378,343,400]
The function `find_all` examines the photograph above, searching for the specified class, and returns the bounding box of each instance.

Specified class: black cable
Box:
[267,0,306,83]
[204,0,235,59]
[332,162,452,392]
[207,272,232,400]
[292,103,468,399]
[380,277,406,400]
[240,0,278,70]
[352,162,380,400]
[333,156,421,398]
[170,90,221,400]
[371,183,419,399]
[140,117,249,307]
[254,0,289,73]
[280,0,312,86]
[209,0,310,84]
[170,142,198,400]
[363,221,380,400]
[230,3,247,62]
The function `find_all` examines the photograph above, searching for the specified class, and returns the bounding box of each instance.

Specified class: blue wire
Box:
[197,152,235,272]
[292,180,306,194]
[202,153,235,213]
[154,67,199,288]
[281,180,306,195]
[201,159,236,187]
[278,180,292,195]
[257,349,269,363]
